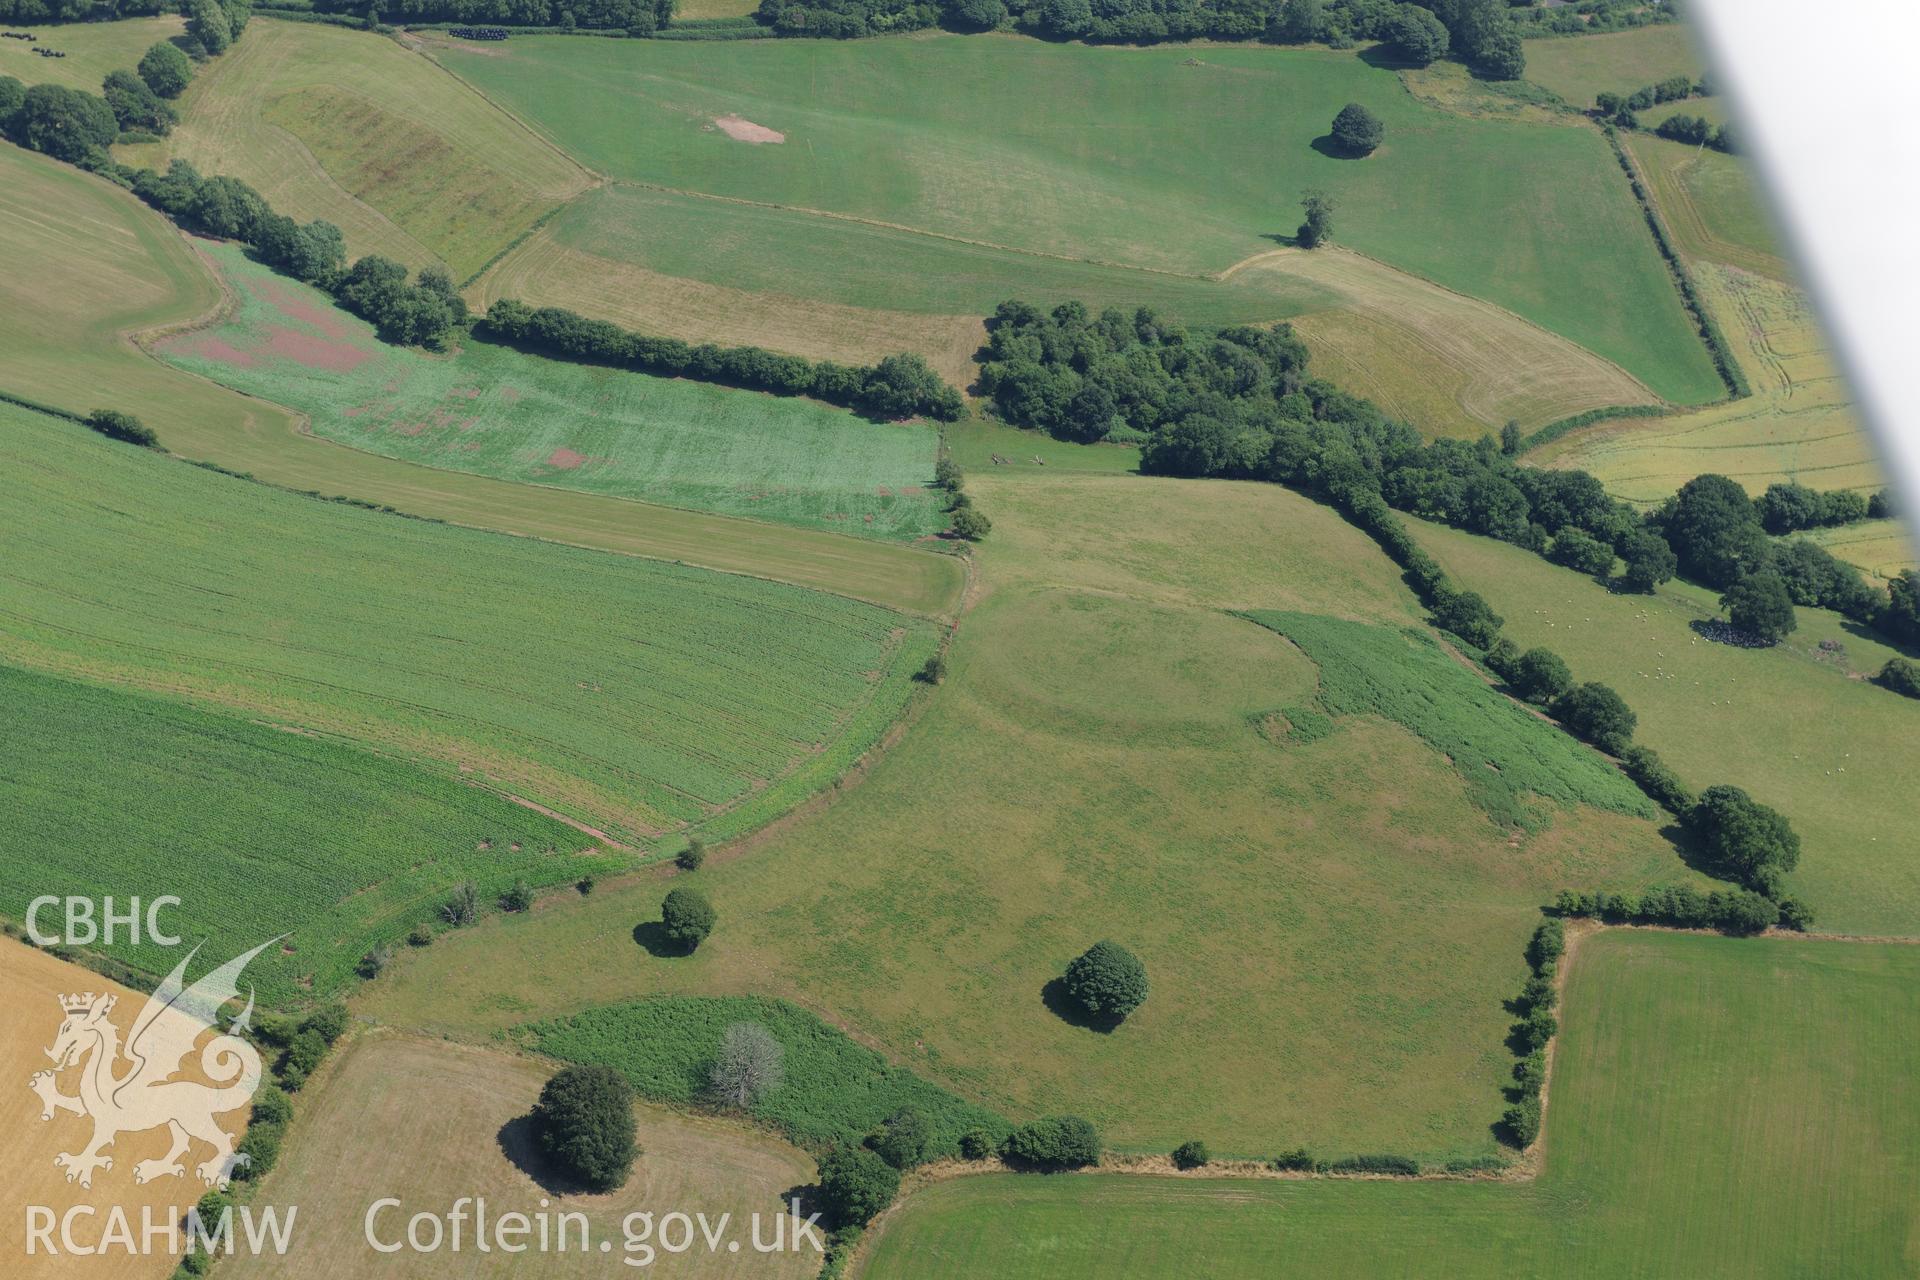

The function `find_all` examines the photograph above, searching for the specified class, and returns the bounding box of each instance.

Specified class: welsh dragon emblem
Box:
[29,938,279,1191]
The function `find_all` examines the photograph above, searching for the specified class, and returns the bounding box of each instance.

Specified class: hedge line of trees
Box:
[1498,919,1562,1147]
[481,298,964,421]
[1592,77,1736,153]
[310,0,674,32]
[1554,881,1810,935]
[748,0,1525,76]
[0,0,163,19]
[1605,128,1749,400]
[980,299,1919,656]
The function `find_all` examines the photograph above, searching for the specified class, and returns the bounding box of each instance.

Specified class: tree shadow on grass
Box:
[1040,978,1124,1035]
[632,920,690,958]
[496,1114,596,1197]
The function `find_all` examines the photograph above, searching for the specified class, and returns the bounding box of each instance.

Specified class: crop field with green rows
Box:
[0,399,935,845]
[157,243,947,541]
[0,663,615,1005]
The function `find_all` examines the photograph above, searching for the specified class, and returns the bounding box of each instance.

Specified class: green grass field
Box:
[0,15,183,94]
[0,663,617,1005]
[1626,132,1786,281]
[0,140,960,611]
[0,399,935,846]
[1522,25,1708,110]
[1409,516,1920,936]
[437,34,1722,404]
[158,242,946,541]
[859,930,1920,1278]
[359,470,1686,1161]
[121,19,591,278]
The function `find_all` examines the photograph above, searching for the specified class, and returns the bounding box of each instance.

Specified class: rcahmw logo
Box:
[25,895,183,946]
[27,936,280,1193]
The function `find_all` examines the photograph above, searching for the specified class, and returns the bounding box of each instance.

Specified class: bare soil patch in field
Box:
[713,113,785,144]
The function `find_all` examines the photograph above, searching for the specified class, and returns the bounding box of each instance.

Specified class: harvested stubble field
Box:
[0,944,222,1280]
[361,470,1685,1162]
[0,662,616,1005]
[0,399,937,847]
[221,1033,820,1280]
[858,931,1920,1278]
[0,142,958,611]
[1535,263,1883,505]
[437,34,1721,404]
[1410,515,1920,937]
[158,242,947,541]
[118,18,592,279]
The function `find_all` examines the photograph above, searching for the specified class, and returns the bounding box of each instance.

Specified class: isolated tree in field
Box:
[869,1106,933,1169]
[1688,784,1800,895]
[660,886,715,951]
[187,0,233,55]
[1296,189,1335,249]
[1385,2,1448,66]
[1063,940,1148,1021]
[1510,648,1572,705]
[1550,682,1635,753]
[138,42,193,99]
[1619,528,1678,593]
[814,1146,900,1227]
[1499,420,1522,456]
[532,1064,637,1192]
[676,838,706,872]
[1720,571,1797,644]
[709,1022,784,1107]
[12,84,118,161]
[1329,103,1383,156]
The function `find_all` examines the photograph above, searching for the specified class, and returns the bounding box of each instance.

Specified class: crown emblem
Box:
[58,992,99,1014]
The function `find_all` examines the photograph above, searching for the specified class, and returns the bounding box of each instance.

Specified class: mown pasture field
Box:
[1410,516,1920,936]
[0,944,218,1280]
[0,400,936,847]
[361,471,1686,1162]
[0,663,619,1005]
[158,243,946,541]
[858,931,1920,1279]
[118,18,591,278]
[1522,25,1708,111]
[222,1033,819,1280]
[437,34,1721,404]
[0,14,183,94]
[0,142,959,611]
